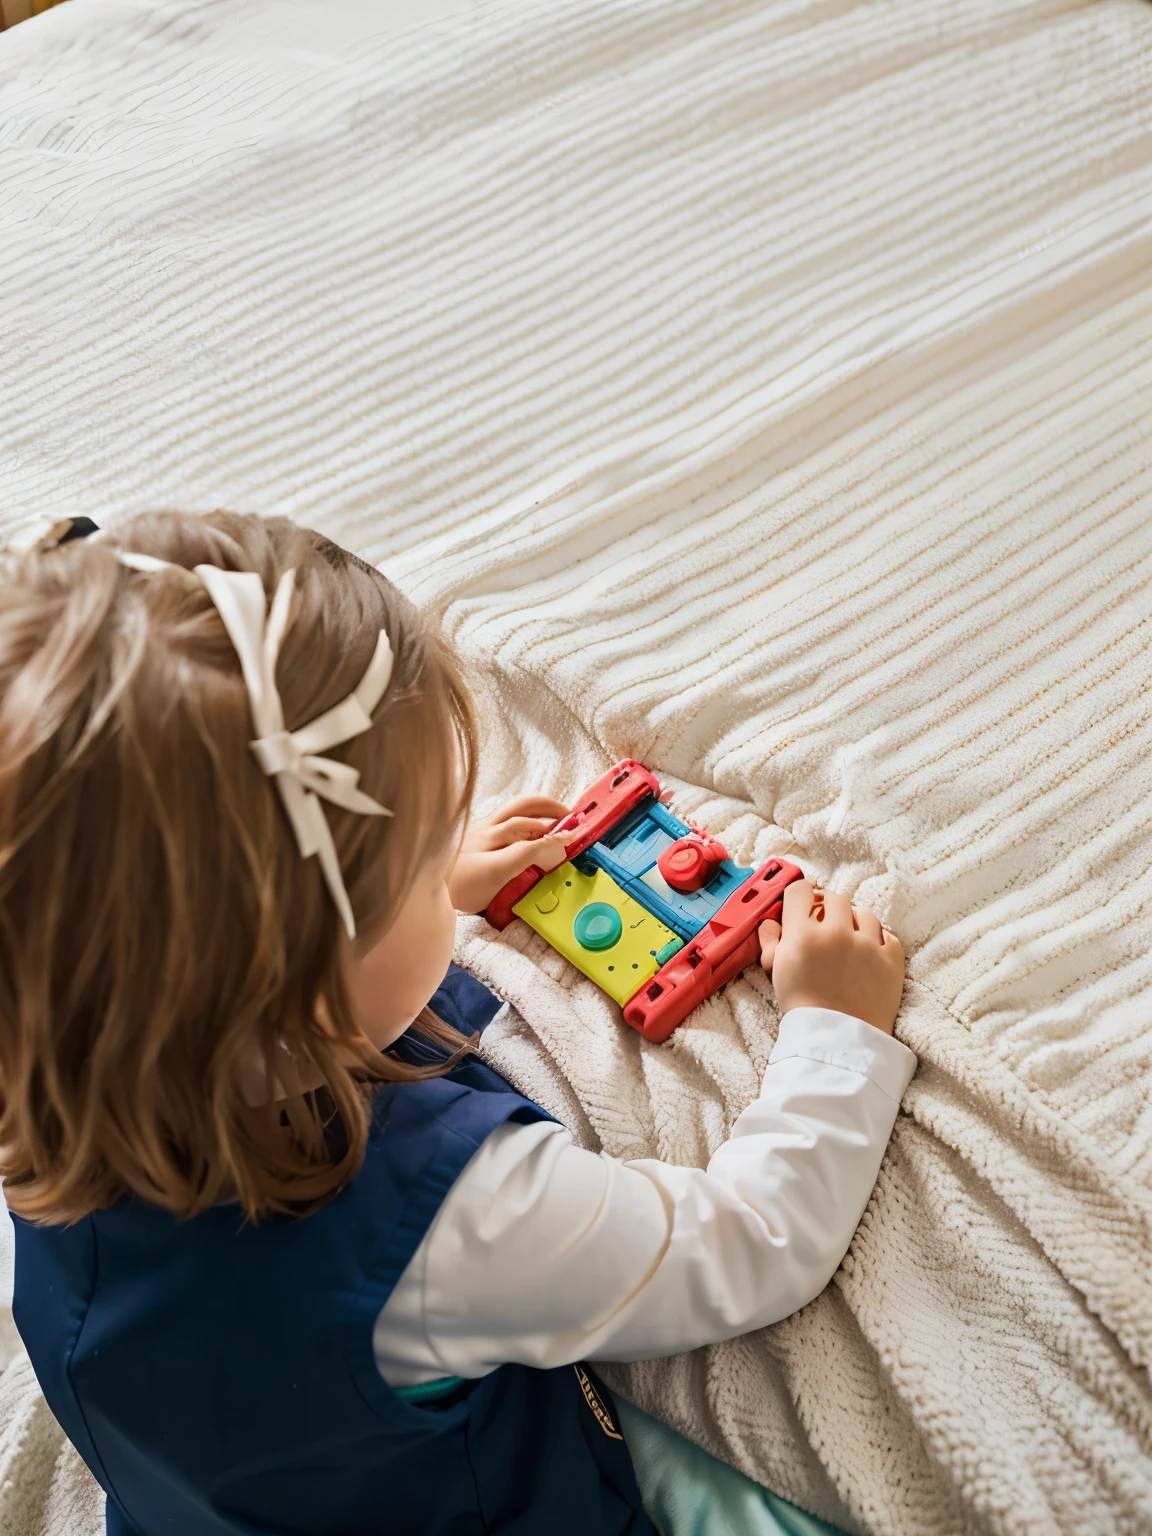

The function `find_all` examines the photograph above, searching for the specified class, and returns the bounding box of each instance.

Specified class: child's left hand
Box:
[449,797,575,914]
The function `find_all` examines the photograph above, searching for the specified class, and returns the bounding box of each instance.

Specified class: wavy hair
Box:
[0,511,475,1223]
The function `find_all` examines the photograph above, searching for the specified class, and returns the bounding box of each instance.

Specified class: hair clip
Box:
[39,517,101,550]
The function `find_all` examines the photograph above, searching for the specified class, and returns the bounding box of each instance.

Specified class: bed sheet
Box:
[2,1,1152,1532]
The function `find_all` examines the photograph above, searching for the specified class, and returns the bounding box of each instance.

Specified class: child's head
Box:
[0,511,475,1224]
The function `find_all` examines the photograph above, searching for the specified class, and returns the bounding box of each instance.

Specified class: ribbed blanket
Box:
[2,1,1151,1532]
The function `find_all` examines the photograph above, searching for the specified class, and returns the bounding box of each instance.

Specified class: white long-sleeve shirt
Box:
[374,1008,916,1387]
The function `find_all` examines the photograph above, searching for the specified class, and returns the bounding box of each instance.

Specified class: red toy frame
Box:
[485,759,803,1043]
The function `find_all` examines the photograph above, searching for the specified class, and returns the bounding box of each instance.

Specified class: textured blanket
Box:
[2,0,1152,1532]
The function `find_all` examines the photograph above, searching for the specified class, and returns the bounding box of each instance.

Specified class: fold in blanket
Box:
[2,0,1152,1532]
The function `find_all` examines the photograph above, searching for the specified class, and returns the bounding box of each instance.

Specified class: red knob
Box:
[657,835,728,893]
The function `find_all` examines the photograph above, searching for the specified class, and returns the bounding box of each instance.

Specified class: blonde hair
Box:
[0,511,476,1224]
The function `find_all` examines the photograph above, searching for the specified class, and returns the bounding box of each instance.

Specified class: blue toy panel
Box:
[572,798,753,942]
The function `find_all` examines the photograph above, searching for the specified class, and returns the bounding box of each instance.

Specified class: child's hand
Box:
[758,879,904,1035]
[449,797,575,914]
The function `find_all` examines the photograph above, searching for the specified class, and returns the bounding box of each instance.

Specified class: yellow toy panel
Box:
[513,861,683,1006]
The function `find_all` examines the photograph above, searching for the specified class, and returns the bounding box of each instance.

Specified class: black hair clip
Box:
[43,517,101,546]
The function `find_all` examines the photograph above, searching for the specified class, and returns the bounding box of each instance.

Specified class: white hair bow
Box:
[117,551,393,938]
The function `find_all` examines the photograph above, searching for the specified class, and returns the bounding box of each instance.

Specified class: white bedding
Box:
[2,0,1152,1532]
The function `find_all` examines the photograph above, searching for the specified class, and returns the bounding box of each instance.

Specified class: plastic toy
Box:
[485,760,804,1043]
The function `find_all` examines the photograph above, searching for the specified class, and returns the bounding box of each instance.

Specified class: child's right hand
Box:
[449,796,576,915]
[758,879,904,1035]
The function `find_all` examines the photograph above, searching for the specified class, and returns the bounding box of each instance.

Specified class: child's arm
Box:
[376,880,914,1383]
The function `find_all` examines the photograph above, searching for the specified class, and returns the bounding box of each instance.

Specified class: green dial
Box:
[573,902,622,952]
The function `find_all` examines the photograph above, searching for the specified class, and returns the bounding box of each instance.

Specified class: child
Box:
[1,511,914,1536]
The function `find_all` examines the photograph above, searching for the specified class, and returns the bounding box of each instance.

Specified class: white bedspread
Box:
[2,1,1151,1532]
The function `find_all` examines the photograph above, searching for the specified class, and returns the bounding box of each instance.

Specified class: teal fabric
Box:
[393,1376,466,1403]
[615,1397,850,1536]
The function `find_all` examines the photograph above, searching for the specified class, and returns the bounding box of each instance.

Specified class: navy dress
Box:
[13,967,654,1536]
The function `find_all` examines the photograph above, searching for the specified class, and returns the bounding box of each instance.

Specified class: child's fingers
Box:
[881,927,904,961]
[854,907,883,943]
[782,877,816,927]
[487,835,570,886]
[758,919,781,974]
[820,891,855,933]
[489,796,569,825]
[532,835,573,872]
[485,816,562,849]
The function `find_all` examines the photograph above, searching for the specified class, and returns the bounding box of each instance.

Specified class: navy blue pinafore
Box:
[12,967,654,1536]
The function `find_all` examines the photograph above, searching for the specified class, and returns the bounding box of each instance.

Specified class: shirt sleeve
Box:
[374,1008,916,1386]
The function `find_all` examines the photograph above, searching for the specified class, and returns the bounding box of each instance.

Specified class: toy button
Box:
[657,835,728,893]
[573,902,622,951]
[534,892,559,914]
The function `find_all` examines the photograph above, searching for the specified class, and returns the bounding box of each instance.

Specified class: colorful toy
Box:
[485,760,804,1043]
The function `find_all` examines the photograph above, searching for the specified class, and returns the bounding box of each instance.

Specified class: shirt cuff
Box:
[769,1008,917,1105]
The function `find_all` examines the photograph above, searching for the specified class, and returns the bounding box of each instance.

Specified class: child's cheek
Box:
[348,882,457,1049]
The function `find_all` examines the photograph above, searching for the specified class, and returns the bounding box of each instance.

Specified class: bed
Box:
[1,1,1151,1531]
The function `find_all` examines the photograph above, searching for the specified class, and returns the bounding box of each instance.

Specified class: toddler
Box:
[1,511,914,1536]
